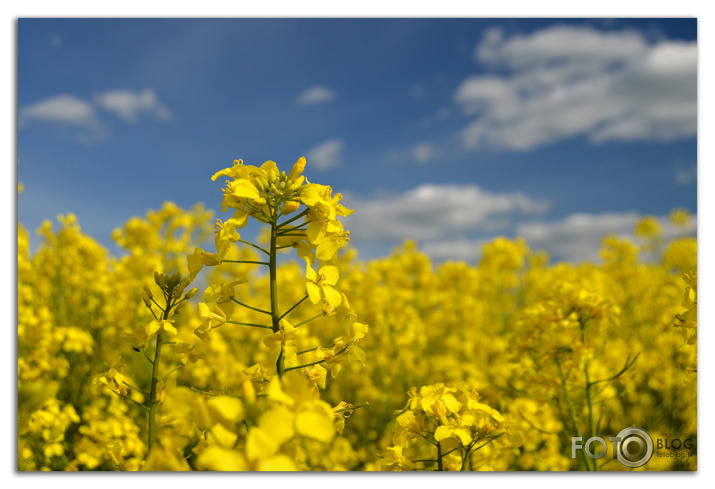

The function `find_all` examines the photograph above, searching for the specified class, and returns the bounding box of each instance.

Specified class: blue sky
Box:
[17,18,698,263]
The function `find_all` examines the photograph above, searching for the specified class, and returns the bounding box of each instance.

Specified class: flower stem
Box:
[284,359,325,372]
[279,295,309,321]
[556,357,592,471]
[585,360,599,470]
[147,300,172,452]
[269,200,285,378]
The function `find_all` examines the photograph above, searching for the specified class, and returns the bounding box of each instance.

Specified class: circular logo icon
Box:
[615,427,654,468]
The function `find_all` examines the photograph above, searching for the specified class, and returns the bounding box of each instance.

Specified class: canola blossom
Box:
[17,160,696,471]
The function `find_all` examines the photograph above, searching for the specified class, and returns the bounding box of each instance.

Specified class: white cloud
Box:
[516,211,697,262]
[455,25,697,150]
[306,139,344,170]
[94,89,171,122]
[410,143,438,164]
[20,94,96,127]
[422,238,491,263]
[675,164,697,185]
[296,85,336,106]
[343,184,549,241]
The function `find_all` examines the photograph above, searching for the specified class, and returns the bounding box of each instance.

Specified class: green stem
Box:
[221,260,270,266]
[585,360,599,470]
[226,319,273,329]
[123,382,149,396]
[293,313,324,328]
[277,208,309,229]
[238,239,269,256]
[231,297,272,316]
[436,442,444,471]
[147,300,173,452]
[279,295,309,321]
[269,199,285,378]
[334,402,369,414]
[160,363,183,382]
[148,330,163,452]
[556,357,592,471]
[285,359,325,372]
[276,223,309,234]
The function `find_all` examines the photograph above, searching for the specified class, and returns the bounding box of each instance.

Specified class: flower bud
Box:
[185,287,199,300]
[477,423,493,439]
[154,271,165,288]
[175,282,187,299]
[242,380,256,404]
[281,201,300,215]
[142,288,153,308]
[286,175,305,193]
[287,157,306,182]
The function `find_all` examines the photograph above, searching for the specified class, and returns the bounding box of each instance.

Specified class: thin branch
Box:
[231,297,272,316]
[226,319,273,329]
[123,381,149,396]
[277,209,309,229]
[142,349,154,365]
[238,239,270,256]
[293,313,324,328]
[160,363,184,382]
[279,295,309,321]
[285,359,325,372]
[221,260,270,266]
[589,352,640,387]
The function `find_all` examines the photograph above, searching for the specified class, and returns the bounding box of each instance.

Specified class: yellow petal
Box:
[196,446,246,471]
[145,320,161,336]
[162,321,178,336]
[306,282,322,304]
[305,262,317,282]
[210,423,239,449]
[320,265,339,285]
[258,407,295,446]
[349,321,369,339]
[207,396,245,430]
[296,409,335,443]
[322,285,343,308]
[256,455,297,471]
[229,179,260,200]
[246,427,279,459]
[434,425,452,442]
